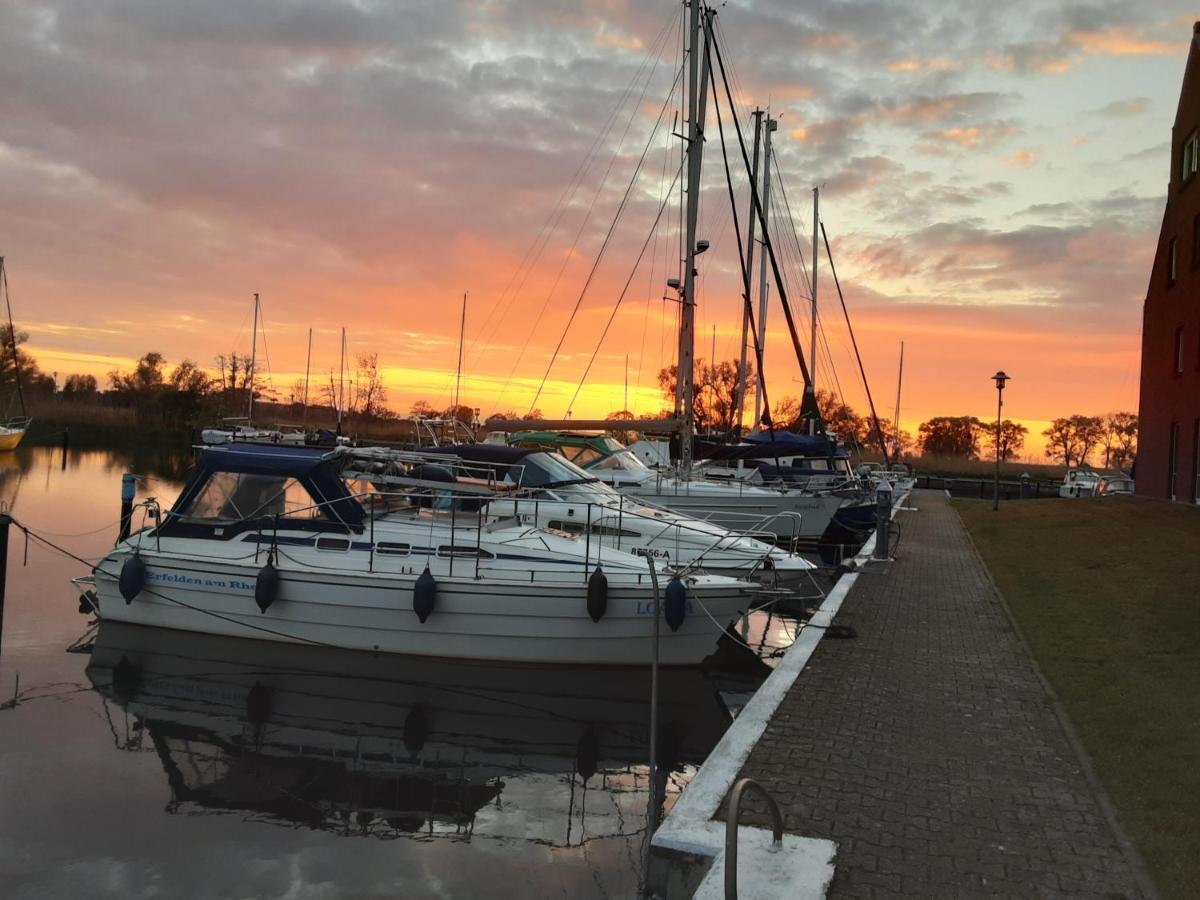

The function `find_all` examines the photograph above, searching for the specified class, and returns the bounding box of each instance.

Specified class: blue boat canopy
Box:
[169,444,365,528]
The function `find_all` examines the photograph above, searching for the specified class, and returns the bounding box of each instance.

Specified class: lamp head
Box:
[992,370,1009,391]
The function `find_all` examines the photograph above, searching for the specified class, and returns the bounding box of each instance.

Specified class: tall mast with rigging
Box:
[893,340,905,456]
[675,0,710,472]
[302,326,312,427]
[752,116,777,432]
[808,186,819,433]
[337,327,346,434]
[247,292,260,422]
[733,108,763,433]
[454,292,467,415]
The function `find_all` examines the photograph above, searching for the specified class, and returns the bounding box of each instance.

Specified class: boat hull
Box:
[92,551,751,666]
[614,486,841,543]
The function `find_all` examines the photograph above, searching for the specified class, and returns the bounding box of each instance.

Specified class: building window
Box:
[1194,214,1200,268]
[1168,421,1180,501]
[1168,237,1178,285]
[1175,325,1185,374]
[1184,131,1200,184]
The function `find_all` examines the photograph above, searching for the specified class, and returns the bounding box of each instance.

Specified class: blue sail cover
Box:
[171,444,365,527]
[703,432,847,463]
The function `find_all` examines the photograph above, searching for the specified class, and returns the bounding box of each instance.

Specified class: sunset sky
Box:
[1,0,1195,458]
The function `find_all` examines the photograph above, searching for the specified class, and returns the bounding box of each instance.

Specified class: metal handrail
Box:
[724,777,784,900]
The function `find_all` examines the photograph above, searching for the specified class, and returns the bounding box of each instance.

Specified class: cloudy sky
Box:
[1,0,1195,454]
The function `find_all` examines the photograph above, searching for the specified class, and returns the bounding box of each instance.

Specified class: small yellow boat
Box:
[0,416,30,451]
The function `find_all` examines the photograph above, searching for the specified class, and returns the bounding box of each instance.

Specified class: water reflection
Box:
[86,622,749,853]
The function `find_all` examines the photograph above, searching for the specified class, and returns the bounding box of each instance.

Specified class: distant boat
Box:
[0,257,31,450]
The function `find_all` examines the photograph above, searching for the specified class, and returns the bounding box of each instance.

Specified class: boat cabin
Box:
[160,444,366,538]
[507,431,654,481]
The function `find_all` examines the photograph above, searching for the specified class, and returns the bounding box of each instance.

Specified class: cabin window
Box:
[1182,131,1199,184]
[177,473,316,522]
[1175,325,1185,374]
[1193,214,1200,268]
[547,519,638,538]
[376,542,411,556]
[571,447,603,467]
[436,545,495,559]
[315,536,351,552]
[1168,237,1178,286]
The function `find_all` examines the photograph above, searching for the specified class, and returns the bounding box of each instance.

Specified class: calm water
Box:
[0,446,803,899]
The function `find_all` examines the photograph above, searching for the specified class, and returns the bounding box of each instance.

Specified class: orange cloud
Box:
[1065,30,1176,57]
[1005,149,1040,167]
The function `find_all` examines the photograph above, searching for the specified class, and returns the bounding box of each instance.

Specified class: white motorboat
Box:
[342,442,817,586]
[507,431,842,546]
[200,421,307,446]
[84,443,754,666]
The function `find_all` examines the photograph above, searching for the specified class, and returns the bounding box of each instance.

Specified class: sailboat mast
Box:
[893,340,905,456]
[809,186,819,433]
[454,292,467,414]
[624,353,629,412]
[734,108,763,433]
[0,258,26,419]
[302,327,312,427]
[752,116,777,432]
[338,327,346,432]
[675,0,710,473]
[247,292,259,422]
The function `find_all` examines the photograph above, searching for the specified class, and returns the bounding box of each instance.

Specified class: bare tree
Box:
[352,352,388,418]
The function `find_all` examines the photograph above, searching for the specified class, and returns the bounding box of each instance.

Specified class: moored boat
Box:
[85,443,754,666]
[343,441,817,585]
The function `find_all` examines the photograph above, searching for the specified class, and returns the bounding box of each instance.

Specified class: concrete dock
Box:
[721,490,1152,899]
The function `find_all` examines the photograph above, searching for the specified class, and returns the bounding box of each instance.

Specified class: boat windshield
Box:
[590,448,652,474]
[175,473,322,522]
[508,452,609,493]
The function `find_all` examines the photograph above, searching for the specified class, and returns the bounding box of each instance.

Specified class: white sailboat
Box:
[82,443,754,665]
[343,441,818,584]
[0,257,31,450]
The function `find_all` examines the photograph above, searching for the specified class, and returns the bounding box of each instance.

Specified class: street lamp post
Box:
[992,371,1009,511]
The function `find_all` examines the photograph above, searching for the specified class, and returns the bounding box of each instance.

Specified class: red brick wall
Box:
[1137,24,1200,501]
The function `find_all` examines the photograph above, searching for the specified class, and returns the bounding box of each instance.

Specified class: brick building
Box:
[1137,22,1200,501]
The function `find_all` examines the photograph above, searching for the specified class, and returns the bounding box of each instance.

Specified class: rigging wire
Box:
[525,59,686,415]
[467,5,683,377]
[494,47,684,409]
[563,161,685,415]
[706,21,820,429]
[703,13,777,443]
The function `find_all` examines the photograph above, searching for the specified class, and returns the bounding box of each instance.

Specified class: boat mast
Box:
[808,186,819,434]
[302,326,312,427]
[454,292,467,414]
[752,116,777,432]
[0,258,26,419]
[674,0,710,473]
[338,326,346,433]
[893,340,905,456]
[734,108,763,434]
[247,292,259,422]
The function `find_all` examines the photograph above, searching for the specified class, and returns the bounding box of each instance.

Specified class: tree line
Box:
[7,338,1140,468]
[651,356,1137,469]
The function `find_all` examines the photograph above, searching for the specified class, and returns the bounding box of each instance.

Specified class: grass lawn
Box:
[956,496,1200,900]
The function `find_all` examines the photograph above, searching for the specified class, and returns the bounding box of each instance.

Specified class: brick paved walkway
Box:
[728,491,1148,900]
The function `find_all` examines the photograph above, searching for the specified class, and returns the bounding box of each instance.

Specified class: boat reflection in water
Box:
[86,622,753,850]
